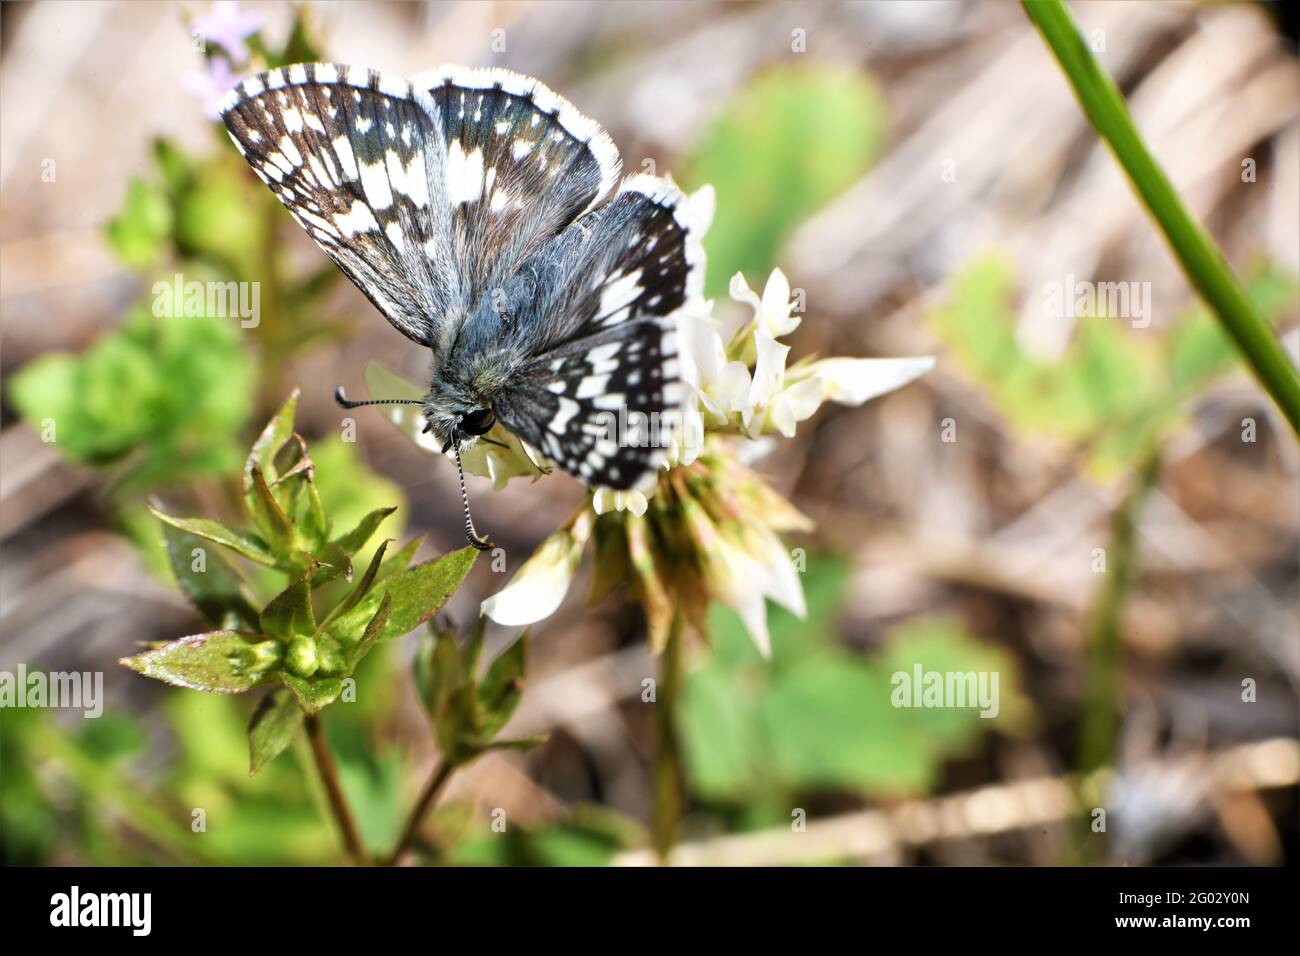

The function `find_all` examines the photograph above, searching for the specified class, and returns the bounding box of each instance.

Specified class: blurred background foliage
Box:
[2,1,1297,867]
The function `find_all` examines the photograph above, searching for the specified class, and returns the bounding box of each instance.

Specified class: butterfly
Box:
[219,63,711,549]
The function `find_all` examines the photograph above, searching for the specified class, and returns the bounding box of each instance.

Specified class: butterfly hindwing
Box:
[493,175,712,489]
[220,64,459,347]
[414,65,622,306]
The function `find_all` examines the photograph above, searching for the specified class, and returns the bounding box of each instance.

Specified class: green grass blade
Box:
[1022,0,1300,435]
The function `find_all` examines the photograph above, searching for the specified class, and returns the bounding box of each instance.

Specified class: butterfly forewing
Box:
[220,64,461,346]
[414,65,622,305]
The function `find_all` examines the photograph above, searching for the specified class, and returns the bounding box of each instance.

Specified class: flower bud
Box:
[249,640,284,675]
[285,636,319,678]
[315,643,347,677]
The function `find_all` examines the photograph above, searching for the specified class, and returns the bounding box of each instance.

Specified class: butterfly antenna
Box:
[334,386,424,409]
[452,435,494,552]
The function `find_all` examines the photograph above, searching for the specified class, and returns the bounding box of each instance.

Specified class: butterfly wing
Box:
[220,64,457,347]
[413,65,622,308]
[221,64,620,355]
[492,175,713,490]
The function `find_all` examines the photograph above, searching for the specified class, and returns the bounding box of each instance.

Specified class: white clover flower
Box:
[792,355,938,408]
[474,265,934,654]
[480,510,594,626]
[730,268,801,339]
[592,486,650,517]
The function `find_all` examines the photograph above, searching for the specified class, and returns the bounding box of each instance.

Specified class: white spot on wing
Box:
[549,397,580,433]
[385,221,407,253]
[445,143,484,205]
[332,135,359,180]
[334,200,379,236]
[359,158,393,209]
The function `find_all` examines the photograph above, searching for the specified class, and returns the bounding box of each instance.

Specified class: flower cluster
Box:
[373,185,932,654]
[183,1,263,119]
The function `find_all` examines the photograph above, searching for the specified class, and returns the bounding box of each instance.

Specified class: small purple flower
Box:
[183,55,239,121]
[192,1,263,66]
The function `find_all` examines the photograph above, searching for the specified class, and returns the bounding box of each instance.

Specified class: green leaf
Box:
[680,560,1031,805]
[381,548,478,640]
[120,631,279,693]
[461,615,487,679]
[679,660,765,800]
[760,654,937,793]
[309,542,353,589]
[379,535,424,580]
[351,593,392,665]
[424,632,476,761]
[260,569,316,641]
[160,524,260,630]
[279,672,344,715]
[104,177,171,269]
[246,464,295,556]
[332,507,396,556]
[152,136,194,196]
[174,158,263,276]
[310,435,406,569]
[683,64,886,297]
[8,306,252,487]
[476,635,526,738]
[149,508,276,567]
[247,690,304,775]
[245,390,298,491]
[322,539,390,630]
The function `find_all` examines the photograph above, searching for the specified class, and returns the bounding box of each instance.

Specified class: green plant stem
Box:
[1023,0,1300,435]
[385,759,455,866]
[304,713,367,865]
[1073,449,1160,862]
[652,610,686,863]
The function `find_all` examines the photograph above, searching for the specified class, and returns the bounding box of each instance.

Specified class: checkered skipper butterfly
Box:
[219,64,711,549]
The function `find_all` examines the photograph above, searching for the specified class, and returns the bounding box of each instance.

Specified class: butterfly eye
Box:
[459,407,496,436]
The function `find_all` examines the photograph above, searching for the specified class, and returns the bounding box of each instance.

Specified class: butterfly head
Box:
[335,385,496,552]
[422,404,496,454]
[417,364,503,454]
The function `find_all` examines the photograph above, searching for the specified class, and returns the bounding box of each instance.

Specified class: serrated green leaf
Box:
[247,689,304,775]
[260,569,316,641]
[8,307,251,485]
[381,547,478,640]
[332,506,396,556]
[120,630,278,693]
[149,508,276,566]
[310,435,406,570]
[160,524,259,630]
